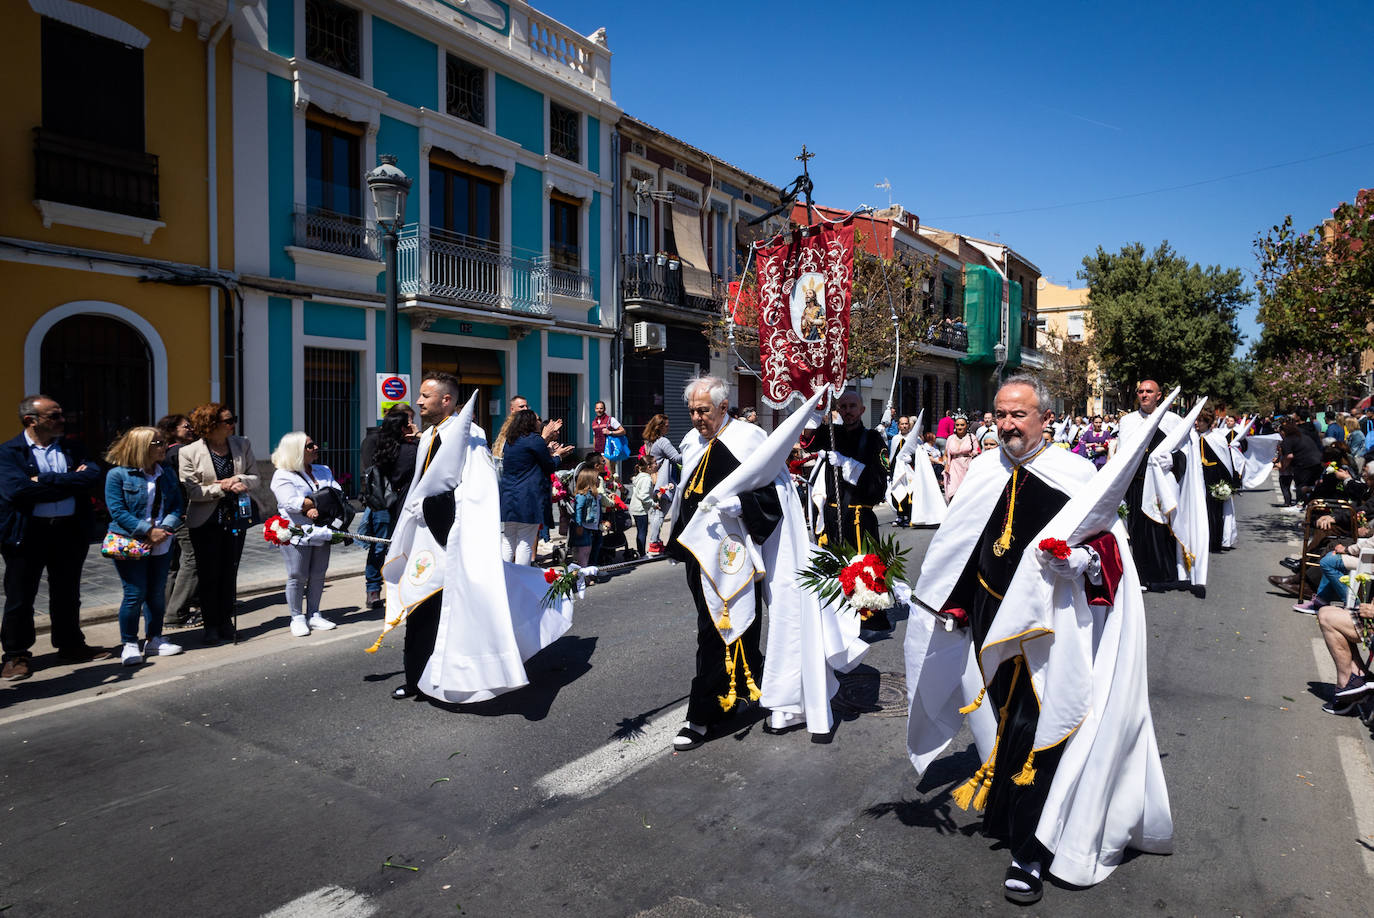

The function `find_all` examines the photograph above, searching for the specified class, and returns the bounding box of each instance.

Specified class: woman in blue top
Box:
[498,409,573,565]
[104,426,185,665]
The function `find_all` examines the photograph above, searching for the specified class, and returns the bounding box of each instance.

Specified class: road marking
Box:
[1335,737,1374,877]
[535,702,688,800]
[0,676,184,727]
[260,886,376,918]
[1311,638,1374,876]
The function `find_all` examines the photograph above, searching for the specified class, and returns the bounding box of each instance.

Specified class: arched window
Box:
[40,314,152,453]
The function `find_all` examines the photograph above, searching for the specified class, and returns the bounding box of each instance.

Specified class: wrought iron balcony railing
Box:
[293,205,379,260]
[397,226,550,315]
[620,253,724,313]
[33,127,159,220]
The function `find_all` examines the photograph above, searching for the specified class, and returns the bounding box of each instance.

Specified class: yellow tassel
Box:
[740,652,762,702]
[717,602,732,634]
[958,686,986,715]
[718,641,738,711]
[972,774,992,811]
[364,638,383,654]
[951,776,978,810]
[1011,750,1037,786]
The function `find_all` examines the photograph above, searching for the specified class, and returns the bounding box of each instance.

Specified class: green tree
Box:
[1039,330,1096,415]
[1079,242,1249,398]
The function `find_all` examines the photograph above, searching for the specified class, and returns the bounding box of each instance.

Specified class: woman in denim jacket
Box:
[104,427,185,665]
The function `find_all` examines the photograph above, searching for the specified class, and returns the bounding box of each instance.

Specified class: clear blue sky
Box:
[538,0,1372,354]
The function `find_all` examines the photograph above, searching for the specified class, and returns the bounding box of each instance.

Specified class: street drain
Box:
[833,670,908,716]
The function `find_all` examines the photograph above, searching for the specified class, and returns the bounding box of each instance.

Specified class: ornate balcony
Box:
[33,128,159,220]
[620,253,724,316]
[293,205,378,260]
[397,226,550,316]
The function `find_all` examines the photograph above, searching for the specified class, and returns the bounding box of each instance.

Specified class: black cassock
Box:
[1123,428,1184,587]
[1200,437,1240,552]
[667,436,782,726]
[804,424,887,551]
[942,467,1069,864]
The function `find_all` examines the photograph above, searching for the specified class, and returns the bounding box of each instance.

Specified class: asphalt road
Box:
[3,485,1373,917]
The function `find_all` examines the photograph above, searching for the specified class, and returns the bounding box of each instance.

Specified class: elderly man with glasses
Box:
[0,395,108,679]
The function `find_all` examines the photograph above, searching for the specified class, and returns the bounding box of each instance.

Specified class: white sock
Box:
[1005,858,1041,892]
[673,722,705,746]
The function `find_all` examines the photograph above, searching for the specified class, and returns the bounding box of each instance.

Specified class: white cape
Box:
[1203,428,1240,549]
[675,396,868,735]
[887,416,948,527]
[1240,433,1280,490]
[905,445,1173,886]
[1142,399,1209,588]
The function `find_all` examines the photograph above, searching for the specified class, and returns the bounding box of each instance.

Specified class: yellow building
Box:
[1035,277,1116,416]
[1,0,234,452]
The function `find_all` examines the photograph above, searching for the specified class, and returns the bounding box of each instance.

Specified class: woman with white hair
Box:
[270,432,342,636]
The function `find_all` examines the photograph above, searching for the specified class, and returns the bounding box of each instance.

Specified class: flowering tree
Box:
[1253,188,1374,362]
[1252,349,1358,410]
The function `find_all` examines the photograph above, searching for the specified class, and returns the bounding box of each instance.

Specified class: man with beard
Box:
[1115,379,1184,589]
[904,375,1172,904]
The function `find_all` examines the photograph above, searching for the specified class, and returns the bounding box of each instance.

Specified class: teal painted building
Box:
[232,0,619,488]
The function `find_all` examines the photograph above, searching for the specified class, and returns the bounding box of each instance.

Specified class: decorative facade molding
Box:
[33,199,165,243]
[289,57,385,134]
[27,0,150,48]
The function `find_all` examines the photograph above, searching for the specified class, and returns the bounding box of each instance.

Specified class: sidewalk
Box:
[1,522,371,633]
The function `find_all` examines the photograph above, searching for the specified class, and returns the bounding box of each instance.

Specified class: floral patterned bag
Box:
[101,531,152,560]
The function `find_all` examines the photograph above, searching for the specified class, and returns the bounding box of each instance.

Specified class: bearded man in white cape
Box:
[668,379,868,750]
[904,375,1172,905]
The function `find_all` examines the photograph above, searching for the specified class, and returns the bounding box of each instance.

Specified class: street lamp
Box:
[366,154,412,375]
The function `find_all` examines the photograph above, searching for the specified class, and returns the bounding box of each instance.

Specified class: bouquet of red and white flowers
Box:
[798,534,908,622]
[263,514,351,546]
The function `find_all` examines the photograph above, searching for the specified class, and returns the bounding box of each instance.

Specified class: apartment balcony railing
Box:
[33,127,159,220]
[397,226,549,316]
[539,250,594,301]
[620,253,725,313]
[293,205,379,260]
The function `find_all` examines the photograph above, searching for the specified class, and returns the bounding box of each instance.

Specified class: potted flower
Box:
[667,257,680,271]
[656,252,668,267]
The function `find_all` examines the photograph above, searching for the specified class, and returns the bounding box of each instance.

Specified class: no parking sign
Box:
[377,373,410,417]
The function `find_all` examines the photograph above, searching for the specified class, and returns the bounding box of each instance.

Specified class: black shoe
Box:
[1280,557,1302,572]
[1267,575,1301,597]
[201,629,224,647]
[761,720,805,736]
[392,685,417,700]
[672,725,706,751]
[1334,673,1374,699]
[862,611,893,632]
[1004,865,1043,905]
[1322,698,1359,716]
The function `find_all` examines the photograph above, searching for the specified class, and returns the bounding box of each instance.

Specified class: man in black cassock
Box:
[1116,379,1185,590]
[667,376,781,750]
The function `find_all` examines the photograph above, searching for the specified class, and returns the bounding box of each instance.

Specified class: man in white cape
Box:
[886,410,947,528]
[1200,412,1246,550]
[375,379,574,703]
[904,375,1173,905]
[1116,379,1187,590]
[669,379,868,749]
[1142,397,1211,596]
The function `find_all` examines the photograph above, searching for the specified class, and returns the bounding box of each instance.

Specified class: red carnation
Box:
[1037,537,1071,560]
[544,569,559,583]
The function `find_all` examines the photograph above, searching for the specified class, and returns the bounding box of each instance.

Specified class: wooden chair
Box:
[1297,498,1358,602]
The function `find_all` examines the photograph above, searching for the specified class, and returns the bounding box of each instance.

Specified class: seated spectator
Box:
[1292,539,1371,613]
[1315,600,1374,714]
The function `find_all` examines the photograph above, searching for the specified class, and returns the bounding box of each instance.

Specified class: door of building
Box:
[40,313,152,454]
[421,343,501,433]
[303,346,360,496]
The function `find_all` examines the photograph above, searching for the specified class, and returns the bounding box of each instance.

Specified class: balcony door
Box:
[428,155,501,302]
[304,109,367,256]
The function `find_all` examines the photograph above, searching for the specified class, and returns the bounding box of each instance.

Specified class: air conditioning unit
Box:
[633,321,666,352]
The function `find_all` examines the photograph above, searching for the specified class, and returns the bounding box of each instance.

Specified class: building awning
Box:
[671,205,713,299]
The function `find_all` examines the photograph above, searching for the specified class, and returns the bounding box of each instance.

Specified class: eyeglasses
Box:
[150,438,165,446]
[305,442,318,450]
[220,415,238,425]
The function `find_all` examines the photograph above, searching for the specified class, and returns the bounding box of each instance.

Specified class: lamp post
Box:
[366,154,411,375]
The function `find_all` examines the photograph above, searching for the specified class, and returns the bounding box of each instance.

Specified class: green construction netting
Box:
[1005,279,1023,368]
[960,264,1002,366]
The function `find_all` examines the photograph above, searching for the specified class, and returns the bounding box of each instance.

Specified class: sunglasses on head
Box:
[150,438,165,446]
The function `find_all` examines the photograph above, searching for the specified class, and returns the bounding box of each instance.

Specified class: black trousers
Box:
[1,516,89,660]
[684,560,763,726]
[403,591,443,692]
[188,522,245,634]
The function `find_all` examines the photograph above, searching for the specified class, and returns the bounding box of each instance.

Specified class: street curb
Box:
[38,567,367,636]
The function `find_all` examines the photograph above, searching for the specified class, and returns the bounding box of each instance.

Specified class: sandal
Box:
[673,725,706,751]
[1003,865,1043,905]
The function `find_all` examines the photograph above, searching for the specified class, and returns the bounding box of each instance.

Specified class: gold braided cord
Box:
[992,466,1019,556]
[685,440,715,496]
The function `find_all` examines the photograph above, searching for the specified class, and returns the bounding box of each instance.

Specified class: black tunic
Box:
[942,462,1070,863]
[1199,438,1239,552]
[803,424,887,550]
[1124,428,1183,586]
[667,434,782,726]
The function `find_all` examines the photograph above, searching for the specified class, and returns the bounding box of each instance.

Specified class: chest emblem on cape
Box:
[407,549,436,586]
[717,534,746,575]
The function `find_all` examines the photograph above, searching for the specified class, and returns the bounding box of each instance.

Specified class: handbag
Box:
[603,434,630,462]
[299,473,356,529]
[101,531,152,560]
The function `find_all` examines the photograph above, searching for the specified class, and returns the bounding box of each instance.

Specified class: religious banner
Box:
[756,220,855,407]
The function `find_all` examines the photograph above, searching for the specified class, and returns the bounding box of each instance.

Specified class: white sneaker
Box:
[121,642,143,666]
[308,614,337,631]
[290,616,311,637]
[145,636,183,657]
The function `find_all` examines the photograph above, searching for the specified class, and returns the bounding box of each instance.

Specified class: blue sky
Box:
[538,0,1373,354]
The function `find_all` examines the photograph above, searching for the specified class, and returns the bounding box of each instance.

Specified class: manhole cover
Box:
[833,670,908,716]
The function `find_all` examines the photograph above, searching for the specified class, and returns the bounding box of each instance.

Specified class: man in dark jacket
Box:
[1,395,110,680]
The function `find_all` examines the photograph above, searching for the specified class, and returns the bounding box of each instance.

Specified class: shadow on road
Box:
[438,635,598,721]
[609,693,690,741]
